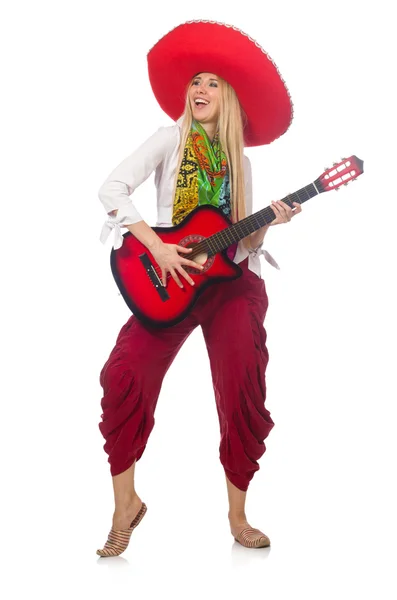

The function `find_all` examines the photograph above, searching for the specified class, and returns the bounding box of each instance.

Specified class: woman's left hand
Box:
[269,200,302,225]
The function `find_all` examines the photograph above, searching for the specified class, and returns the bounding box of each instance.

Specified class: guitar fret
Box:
[206,237,217,255]
[218,231,229,250]
[253,213,262,228]
[224,228,233,245]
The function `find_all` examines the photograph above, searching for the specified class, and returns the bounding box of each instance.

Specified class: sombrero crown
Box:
[147,20,293,147]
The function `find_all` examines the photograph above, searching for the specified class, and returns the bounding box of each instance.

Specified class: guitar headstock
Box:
[318,156,364,192]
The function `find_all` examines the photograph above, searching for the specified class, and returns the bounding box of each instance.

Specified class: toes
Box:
[255,535,270,548]
[96,545,121,557]
[235,527,271,548]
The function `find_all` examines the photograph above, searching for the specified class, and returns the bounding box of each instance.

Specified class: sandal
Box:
[96,502,147,557]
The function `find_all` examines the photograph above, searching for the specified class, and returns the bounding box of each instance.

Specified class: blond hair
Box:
[172,75,251,249]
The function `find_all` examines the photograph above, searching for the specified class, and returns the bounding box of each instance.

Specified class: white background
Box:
[1,1,396,598]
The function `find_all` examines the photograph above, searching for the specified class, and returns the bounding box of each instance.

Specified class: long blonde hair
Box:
[173,75,251,249]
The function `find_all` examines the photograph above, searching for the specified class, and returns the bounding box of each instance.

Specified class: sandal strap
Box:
[235,527,270,548]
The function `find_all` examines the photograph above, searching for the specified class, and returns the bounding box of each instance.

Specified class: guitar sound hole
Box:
[178,234,214,274]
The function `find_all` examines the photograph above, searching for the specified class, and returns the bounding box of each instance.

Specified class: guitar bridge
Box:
[139,253,170,302]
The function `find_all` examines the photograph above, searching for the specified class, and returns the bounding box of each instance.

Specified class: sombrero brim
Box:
[147,20,293,147]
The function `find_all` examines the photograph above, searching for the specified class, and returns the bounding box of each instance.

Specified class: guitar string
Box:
[173,168,357,263]
[149,187,311,282]
[147,179,326,283]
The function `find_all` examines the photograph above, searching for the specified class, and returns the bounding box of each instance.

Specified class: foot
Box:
[112,494,144,530]
[229,516,270,548]
[96,495,147,557]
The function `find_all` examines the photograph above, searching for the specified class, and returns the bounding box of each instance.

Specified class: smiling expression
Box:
[188,72,220,124]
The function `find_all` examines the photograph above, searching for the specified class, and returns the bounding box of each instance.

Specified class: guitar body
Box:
[111,205,242,328]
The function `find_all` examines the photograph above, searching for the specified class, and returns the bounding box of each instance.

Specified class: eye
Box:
[210,82,218,87]
[192,80,200,86]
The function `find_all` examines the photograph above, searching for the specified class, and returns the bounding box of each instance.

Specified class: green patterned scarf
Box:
[172,120,231,225]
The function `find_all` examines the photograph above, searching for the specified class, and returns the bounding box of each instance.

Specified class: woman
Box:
[96,21,301,556]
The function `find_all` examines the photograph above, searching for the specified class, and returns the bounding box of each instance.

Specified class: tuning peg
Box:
[335,187,340,192]
[341,157,347,161]
[333,162,338,166]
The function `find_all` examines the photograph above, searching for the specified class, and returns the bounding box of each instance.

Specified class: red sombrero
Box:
[147,20,293,147]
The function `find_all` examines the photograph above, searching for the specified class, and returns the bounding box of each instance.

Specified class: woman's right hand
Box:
[150,241,204,288]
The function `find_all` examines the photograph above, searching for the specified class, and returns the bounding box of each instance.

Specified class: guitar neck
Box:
[205,179,323,255]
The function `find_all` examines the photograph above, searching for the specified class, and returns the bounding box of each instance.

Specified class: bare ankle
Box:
[228,511,247,524]
[114,493,141,513]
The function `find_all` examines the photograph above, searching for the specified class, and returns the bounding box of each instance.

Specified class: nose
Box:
[196,82,206,94]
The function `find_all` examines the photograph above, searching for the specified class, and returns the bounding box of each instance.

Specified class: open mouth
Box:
[194,98,209,109]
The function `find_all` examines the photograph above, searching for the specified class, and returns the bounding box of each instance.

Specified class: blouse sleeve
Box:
[243,154,280,269]
[243,155,261,253]
[98,126,177,249]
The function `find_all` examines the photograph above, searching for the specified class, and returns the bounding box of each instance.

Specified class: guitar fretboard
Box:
[201,179,323,256]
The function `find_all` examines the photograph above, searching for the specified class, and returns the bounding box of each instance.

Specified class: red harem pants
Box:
[98,258,274,491]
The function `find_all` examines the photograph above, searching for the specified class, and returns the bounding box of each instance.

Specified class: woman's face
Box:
[188,72,220,124]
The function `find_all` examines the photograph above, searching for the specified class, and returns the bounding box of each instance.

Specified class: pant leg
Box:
[200,260,274,491]
[99,313,197,476]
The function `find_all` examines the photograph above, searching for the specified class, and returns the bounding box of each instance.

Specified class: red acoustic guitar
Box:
[110,156,364,328]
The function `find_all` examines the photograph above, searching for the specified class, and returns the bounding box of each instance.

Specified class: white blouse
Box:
[98,117,279,278]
